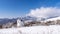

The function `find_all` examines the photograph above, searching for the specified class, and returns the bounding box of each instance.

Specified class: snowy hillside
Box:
[44,16,60,22]
[0,25,60,34]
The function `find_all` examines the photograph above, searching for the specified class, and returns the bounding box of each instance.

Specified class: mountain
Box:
[0,18,17,25]
[0,16,37,25]
[22,16,46,22]
[0,16,60,26]
[21,16,37,21]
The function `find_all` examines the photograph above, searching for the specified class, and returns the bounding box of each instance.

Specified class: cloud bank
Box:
[26,7,60,18]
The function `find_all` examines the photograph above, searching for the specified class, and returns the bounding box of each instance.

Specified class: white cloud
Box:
[26,7,60,18]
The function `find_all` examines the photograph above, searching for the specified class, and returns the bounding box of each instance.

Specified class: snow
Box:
[0,25,60,34]
[44,16,60,22]
[0,28,20,34]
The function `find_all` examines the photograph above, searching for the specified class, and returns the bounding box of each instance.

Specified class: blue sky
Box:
[0,0,60,18]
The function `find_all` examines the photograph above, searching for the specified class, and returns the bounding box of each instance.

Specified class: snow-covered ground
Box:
[0,25,60,34]
[0,28,20,34]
